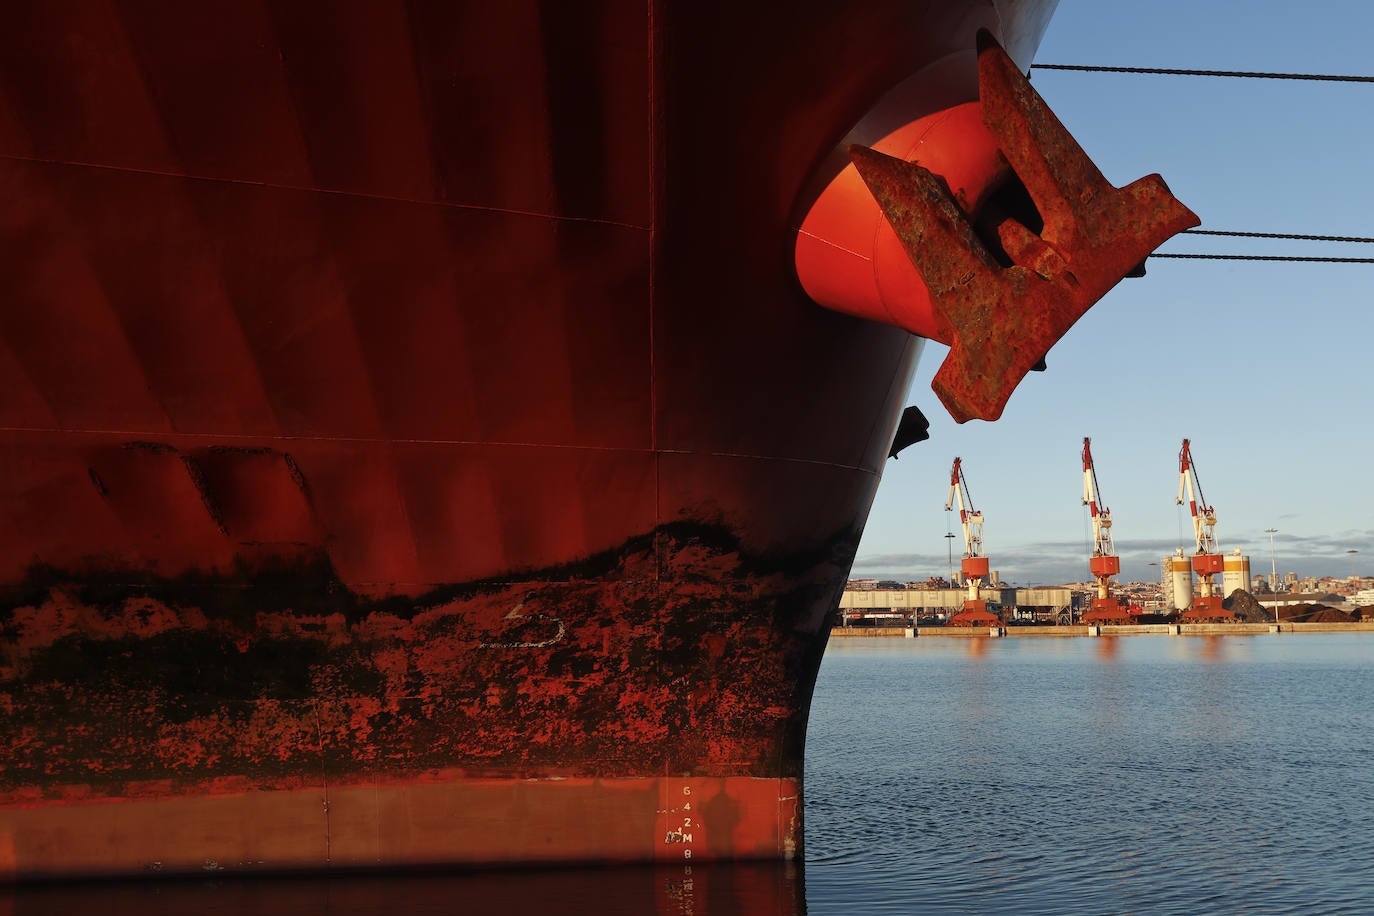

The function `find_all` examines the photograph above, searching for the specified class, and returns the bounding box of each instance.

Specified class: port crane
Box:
[1176,438,1225,616]
[1081,437,1125,621]
[945,457,996,626]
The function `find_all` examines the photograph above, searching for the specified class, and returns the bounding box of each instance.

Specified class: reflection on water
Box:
[806,633,1374,914]
[3,862,806,916]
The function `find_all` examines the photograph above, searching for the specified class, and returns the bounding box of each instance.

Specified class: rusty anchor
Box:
[850,31,1199,422]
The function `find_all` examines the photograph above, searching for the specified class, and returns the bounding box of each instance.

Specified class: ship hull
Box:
[0,0,1057,879]
[6,776,799,878]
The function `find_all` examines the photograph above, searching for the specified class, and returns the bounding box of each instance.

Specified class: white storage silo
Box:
[1222,550,1251,598]
[1164,552,1193,611]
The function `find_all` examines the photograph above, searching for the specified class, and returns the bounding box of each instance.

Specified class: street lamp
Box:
[1349,549,1359,581]
[1265,528,1278,624]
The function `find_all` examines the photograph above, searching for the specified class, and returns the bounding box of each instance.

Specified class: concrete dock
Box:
[830,621,1374,639]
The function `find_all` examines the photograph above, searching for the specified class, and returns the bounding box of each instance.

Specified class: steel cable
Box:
[1150,253,1374,263]
[1022,66,1374,260]
[1183,229,1374,244]
[1032,63,1374,83]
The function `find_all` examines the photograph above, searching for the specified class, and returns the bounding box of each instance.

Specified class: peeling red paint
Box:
[0,524,840,807]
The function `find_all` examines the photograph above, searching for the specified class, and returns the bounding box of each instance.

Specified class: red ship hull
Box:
[0,1,1058,879]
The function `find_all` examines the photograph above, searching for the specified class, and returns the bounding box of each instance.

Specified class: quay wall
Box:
[830,621,1374,639]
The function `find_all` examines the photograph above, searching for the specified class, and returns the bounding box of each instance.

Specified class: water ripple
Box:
[804,634,1374,914]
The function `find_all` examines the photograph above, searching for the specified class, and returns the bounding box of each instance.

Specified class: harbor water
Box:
[805,632,1374,914]
[6,633,1371,914]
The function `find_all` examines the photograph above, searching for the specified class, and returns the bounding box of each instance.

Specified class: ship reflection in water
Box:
[4,862,806,916]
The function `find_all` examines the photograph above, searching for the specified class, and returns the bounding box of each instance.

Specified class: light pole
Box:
[1265,528,1278,623]
[1349,549,1359,581]
[941,532,959,625]
[945,532,956,585]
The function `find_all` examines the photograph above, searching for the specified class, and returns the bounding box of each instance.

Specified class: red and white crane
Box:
[1176,438,1225,616]
[1081,437,1122,617]
[945,457,995,625]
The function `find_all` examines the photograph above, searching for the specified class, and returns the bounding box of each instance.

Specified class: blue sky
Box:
[853,0,1374,586]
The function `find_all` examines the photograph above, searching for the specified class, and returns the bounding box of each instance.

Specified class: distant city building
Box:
[837,585,1073,625]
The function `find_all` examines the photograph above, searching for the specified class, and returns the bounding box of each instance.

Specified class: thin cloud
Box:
[851,529,1374,586]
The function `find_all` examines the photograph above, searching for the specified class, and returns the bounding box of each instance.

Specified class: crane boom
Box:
[1176,438,1218,556]
[1081,437,1123,617]
[1175,438,1224,613]
[1081,437,1114,559]
[944,457,983,560]
[944,457,990,613]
